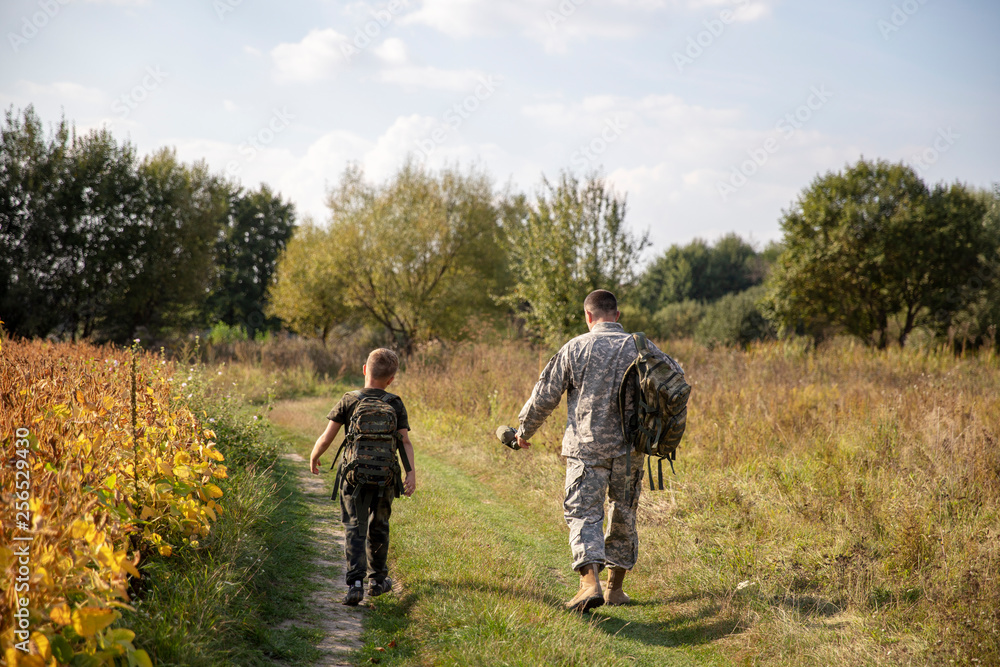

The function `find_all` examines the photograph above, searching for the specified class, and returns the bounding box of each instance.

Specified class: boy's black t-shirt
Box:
[327,388,410,433]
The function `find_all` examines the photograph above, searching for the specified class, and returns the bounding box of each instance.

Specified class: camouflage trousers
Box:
[340,483,393,585]
[564,452,644,572]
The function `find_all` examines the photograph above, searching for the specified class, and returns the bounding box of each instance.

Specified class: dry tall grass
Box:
[191,333,380,403]
[395,337,1000,665]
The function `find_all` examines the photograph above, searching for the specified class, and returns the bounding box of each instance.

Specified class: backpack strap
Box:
[374,392,411,473]
[632,332,650,359]
[621,334,649,506]
[329,435,350,500]
[617,360,638,444]
[398,445,412,473]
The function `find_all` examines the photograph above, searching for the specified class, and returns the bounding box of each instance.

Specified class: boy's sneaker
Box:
[343,581,364,606]
[368,577,393,598]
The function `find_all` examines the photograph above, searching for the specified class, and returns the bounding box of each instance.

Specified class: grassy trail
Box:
[271,397,737,666]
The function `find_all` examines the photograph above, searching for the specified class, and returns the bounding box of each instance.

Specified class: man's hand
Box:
[403,470,416,496]
[517,436,531,449]
[310,457,321,474]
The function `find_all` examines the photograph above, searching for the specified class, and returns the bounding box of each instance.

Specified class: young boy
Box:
[310,348,416,606]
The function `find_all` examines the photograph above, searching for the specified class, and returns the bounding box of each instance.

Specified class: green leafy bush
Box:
[653,299,706,339]
[696,285,775,347]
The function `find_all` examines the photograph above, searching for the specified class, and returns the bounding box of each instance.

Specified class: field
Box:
[271,337,1000,666]
[4,334,999,665]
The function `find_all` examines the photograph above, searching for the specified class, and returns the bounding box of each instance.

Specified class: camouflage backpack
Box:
[332,391,408,499]
[618,333,691,491]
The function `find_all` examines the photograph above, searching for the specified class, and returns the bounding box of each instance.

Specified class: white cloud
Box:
[516,92,842,247]
[223,100,238,112]
[377,65,486,91]
[404,0,636,52]
[82,0,151,5]
[684,0,772,21]
[372,37,492,92]
[402,0,503,39]
[17,80,106,106]
[374,37,408,65]
[403,0,769,52]
[270,29,352,83]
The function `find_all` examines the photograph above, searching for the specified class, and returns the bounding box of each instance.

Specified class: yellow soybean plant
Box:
[1,340,227,666]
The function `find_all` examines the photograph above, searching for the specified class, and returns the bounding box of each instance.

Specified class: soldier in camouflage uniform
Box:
[514,289,671,612]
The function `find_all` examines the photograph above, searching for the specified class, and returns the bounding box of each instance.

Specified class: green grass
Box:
[121,378,324,666]
[262,338,1000,665]
[274,398,739,666]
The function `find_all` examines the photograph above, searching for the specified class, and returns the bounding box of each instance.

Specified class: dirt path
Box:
[280,452,364,666]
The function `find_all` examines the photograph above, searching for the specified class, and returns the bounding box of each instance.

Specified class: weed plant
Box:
[388,337,1000,665]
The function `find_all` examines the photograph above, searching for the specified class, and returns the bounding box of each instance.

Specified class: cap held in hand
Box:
[495,425,521,450]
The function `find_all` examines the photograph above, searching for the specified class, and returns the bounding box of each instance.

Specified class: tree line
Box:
[0,106,294,343]
[3,106,998,352]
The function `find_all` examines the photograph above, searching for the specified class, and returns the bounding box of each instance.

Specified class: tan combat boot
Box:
[604,567,631,606]
[565,564,604,612]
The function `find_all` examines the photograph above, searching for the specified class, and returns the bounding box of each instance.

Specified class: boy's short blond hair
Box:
[366,348,399,381]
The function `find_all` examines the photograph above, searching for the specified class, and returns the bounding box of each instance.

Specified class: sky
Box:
[2,0,998,258]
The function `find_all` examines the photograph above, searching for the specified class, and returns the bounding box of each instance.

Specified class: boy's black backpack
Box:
[331,391,410,500]
[618,332,691,492]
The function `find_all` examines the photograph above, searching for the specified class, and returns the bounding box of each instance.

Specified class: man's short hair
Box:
[367,348,399,380]
[584,289,618,317]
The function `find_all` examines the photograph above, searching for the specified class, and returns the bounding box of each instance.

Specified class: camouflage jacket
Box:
[516,322,675,460]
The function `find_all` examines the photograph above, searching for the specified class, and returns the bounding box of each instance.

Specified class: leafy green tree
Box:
[1,108,236,342]
[634,243,701,312]
[942,185,1000,350]
[60,127,147,341]
[766,158,993,348]
[206,184,295,336]
[267,218,352,340]
[124,149,230,338]
[1,106,74,337]
[502,172,649,343]
[269,162,509,350]
[635,233,762,313]
[0,107,149,341]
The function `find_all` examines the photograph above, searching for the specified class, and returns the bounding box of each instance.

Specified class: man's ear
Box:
[585,310,593,324]
[362,363,368,376]
[385,374,395,387]
[614,310,621,322]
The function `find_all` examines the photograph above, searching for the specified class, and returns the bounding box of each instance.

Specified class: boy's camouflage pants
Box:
[340,484,393,585]
[564,452,644,572]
